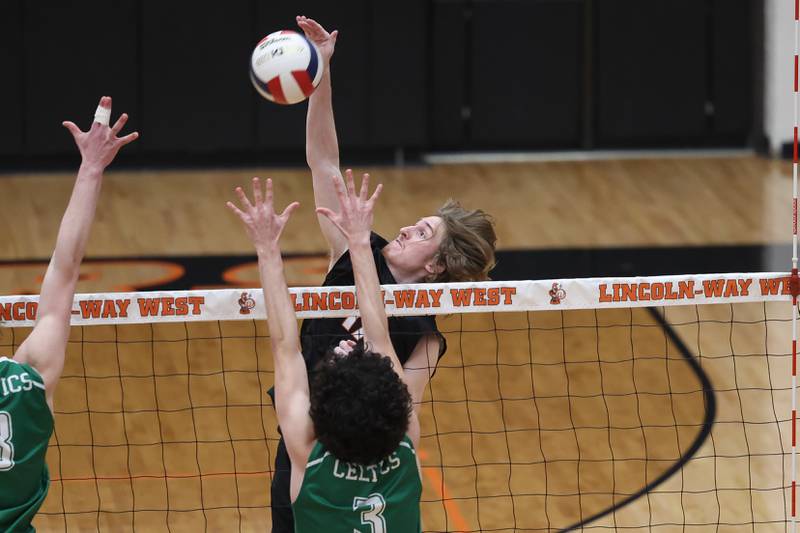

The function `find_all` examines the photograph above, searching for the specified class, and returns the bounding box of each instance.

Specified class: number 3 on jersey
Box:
[353,493,387,533]
[0,411,14,471]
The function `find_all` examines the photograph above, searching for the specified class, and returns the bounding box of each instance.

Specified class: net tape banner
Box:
[0,272,792,327]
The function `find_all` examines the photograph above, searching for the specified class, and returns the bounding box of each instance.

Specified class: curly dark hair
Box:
[309,341,412,465]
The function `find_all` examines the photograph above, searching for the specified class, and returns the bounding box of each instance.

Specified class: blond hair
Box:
[429,200,497,282]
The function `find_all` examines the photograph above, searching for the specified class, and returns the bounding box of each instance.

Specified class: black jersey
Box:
[299,233,445,372]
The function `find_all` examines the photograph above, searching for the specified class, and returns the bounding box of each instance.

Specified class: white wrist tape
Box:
[93,106,111,126]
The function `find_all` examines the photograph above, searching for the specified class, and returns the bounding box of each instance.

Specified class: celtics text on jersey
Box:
[292,435,422,533]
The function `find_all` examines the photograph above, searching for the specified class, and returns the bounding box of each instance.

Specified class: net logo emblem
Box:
[549,283,566,305]
[238,292,256,315]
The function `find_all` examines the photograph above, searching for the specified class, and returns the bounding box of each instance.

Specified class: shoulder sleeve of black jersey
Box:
[324,232,388,286]
[405,315,447,359]
[370,232,389,253]
[323,253,352,286]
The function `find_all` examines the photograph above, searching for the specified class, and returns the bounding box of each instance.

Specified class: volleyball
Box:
[250,30,323,105]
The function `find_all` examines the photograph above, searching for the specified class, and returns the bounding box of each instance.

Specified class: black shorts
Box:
[271,436,294,533]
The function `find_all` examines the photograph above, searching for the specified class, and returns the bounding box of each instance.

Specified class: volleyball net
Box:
[0,272,794,532]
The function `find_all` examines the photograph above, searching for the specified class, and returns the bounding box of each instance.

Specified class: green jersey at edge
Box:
[0,357,53,533]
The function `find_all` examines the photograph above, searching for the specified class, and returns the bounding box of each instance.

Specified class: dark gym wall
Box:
[141,0,256,154]
[593,0,753,147]
[1,0,756,167]
[0,0,24,157]
[469,0,584,149]
[23,1,140,157]
[594,1,710,145]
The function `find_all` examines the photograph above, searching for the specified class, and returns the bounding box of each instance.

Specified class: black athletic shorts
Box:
[271,437,293,533]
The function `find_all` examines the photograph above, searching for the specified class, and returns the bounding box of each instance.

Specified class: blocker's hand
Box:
[316,169,382,244]
[62,96,138,170]
[227,177,300,251]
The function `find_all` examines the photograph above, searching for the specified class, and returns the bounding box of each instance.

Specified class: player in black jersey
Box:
[267,17,499,532]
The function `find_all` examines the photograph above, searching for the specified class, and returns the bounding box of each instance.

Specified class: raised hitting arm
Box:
[14,96,138,410]
[296,15,349,264]
[226,178,314,465]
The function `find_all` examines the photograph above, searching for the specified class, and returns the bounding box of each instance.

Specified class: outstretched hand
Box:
[227,177,300,251]
[316,169,382,243]
[62,96,138,170]
[296,15,337,64]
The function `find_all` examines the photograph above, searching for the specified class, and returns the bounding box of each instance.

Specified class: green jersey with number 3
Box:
[293,434,422,533]
[0,357,53,532]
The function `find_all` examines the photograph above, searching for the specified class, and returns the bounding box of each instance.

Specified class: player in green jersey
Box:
[0,97,138,532]
[228,171,423,532]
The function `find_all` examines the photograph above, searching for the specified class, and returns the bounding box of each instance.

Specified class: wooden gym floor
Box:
[0,154,794,531]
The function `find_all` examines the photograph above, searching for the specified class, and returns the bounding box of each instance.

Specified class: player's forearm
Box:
[349,239,394,353]
[45,164,103,284]
[56,163,103,256]
[306,70,340,173]
[257,247,301,358]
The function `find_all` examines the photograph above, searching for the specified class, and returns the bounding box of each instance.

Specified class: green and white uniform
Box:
[293,435,422,533]
[0,357,53,533]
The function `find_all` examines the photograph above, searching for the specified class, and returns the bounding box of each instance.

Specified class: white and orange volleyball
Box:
[250,30,323,105]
